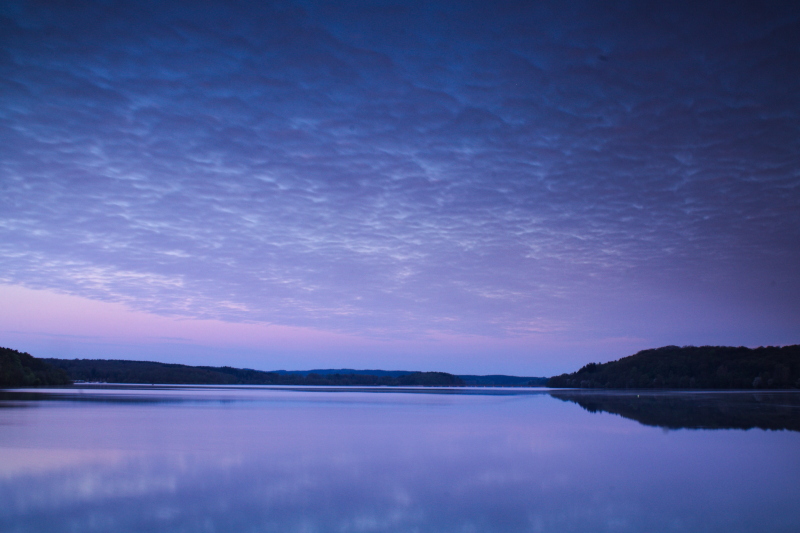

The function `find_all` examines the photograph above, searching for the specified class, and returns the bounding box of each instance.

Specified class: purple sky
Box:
[1,0,799,375]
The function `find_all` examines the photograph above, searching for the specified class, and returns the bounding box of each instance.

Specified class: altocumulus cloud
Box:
[1,0,799,342]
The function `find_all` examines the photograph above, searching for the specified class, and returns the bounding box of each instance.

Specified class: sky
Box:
[1,0,798,375]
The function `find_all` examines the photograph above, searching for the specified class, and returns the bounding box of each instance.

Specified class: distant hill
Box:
[548,345,800,389]
[273,369,414,378]
[458,374,547,387]
[276,369,547,387]
[40,358,545,387]
[43,358,466,387]
[0,347,71,387]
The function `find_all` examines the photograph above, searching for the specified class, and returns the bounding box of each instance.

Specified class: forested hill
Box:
[43,358,465,386]
[275,369,547,386]
[458,374,547,387]
[547,345,800,389]
[0,347,71,387]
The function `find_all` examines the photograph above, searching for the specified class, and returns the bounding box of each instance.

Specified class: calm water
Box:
[1,386,798,533]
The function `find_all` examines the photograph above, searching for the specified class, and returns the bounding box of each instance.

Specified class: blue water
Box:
[1,386,798,532]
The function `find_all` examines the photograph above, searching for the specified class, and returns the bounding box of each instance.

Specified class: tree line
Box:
[0,347,71,387]
[42,357,465,386]
[547,345,800,389]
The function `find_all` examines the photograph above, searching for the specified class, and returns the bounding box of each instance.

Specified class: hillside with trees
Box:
[43,358,465,386]
[0,347,71,387]
[547,345,800,389]
[458,374,547,387]
[274,369,547,387]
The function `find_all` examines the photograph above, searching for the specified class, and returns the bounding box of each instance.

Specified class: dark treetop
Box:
[547,345,800,389]
[0,347,71,387]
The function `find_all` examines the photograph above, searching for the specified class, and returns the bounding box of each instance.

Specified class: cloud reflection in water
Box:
[1,387,798,532]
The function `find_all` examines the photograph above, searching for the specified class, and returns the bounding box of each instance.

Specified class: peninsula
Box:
[548,345,800,389]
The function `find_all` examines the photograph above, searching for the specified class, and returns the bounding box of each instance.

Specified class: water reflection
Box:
[1,387,798,532]
[550,390,800,431]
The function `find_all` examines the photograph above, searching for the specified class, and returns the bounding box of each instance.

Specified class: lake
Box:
[1,386,798,532]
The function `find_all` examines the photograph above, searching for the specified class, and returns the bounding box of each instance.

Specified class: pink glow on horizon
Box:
[0,284,364,349]
[0,284,650,375]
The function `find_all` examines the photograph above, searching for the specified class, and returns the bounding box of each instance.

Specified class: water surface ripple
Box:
[1,386,798,532]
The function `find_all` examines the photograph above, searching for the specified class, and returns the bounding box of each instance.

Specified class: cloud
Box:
[1,0,799,344]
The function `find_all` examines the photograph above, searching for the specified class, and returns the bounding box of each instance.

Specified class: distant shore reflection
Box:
[549,390,800,431]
